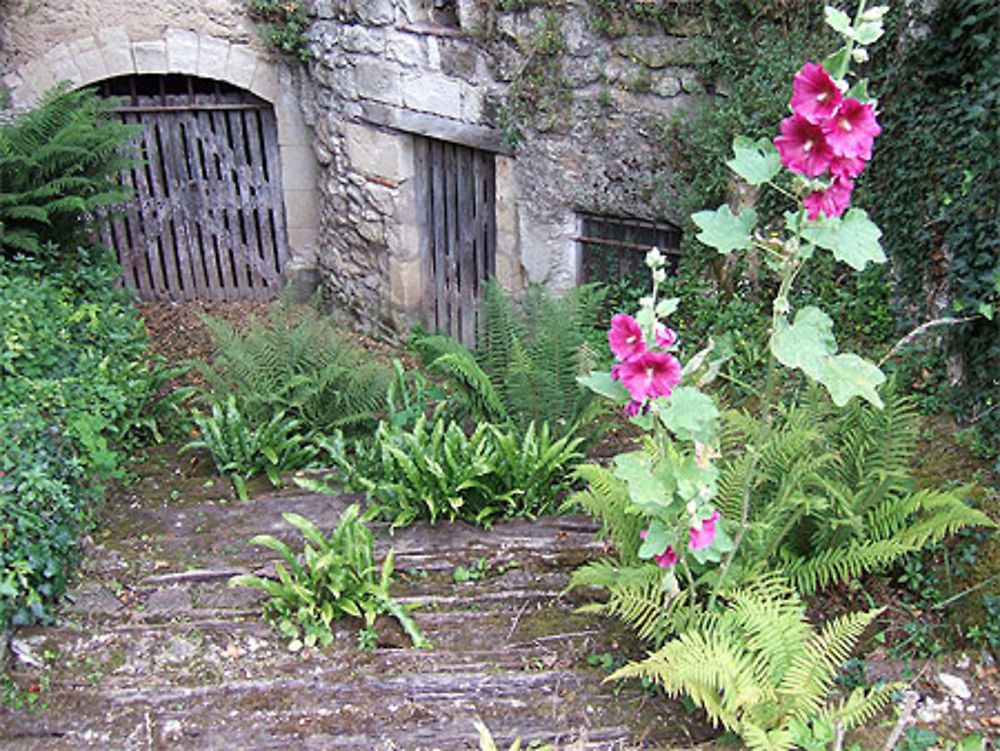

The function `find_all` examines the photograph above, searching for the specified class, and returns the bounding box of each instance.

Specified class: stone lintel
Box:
[359,101,509,155]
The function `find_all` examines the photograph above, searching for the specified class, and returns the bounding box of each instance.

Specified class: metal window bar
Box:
[576,214,682,286]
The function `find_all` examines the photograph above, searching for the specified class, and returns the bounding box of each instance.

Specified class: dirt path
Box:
[0,446,714,750]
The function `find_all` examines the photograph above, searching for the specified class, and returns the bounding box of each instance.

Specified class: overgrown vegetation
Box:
[247,0,312,61]
[0,87,161,630]
[867,0,1000,455]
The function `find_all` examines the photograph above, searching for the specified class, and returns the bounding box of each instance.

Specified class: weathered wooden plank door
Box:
[415,137,497,346]
[98,75,288,302]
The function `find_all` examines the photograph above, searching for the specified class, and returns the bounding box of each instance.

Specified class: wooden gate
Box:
[415,137,497,345]
[98,75,288,301]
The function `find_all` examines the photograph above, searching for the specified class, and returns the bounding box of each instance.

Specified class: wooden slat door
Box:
[416,137,497,346]
[98,75,287,301]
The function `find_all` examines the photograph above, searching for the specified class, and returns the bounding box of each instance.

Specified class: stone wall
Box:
[301,0,699,336]
[1,0,701,337]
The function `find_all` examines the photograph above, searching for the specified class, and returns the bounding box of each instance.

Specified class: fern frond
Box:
[568,463,644,564]
[781,538,912,595]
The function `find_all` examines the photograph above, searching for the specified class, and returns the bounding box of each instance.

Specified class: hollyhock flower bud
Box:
[655,323,678,350]
[790,62,843,124]
[689,510,721,550]
[774,113,834,177]
[617,350,682,402]
[822,98,881,160]
[654,546,678,569]
[804,177,854,221]
[608,314,646,361]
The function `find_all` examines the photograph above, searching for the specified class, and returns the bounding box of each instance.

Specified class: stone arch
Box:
[5,29,319,276]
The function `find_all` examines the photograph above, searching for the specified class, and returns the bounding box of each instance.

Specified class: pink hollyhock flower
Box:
[774,113,834,177]
[654,546,678,568]
[790,62,843,124]
[655,323,678,350]
[829,153,867,179]
[822,98,881,160]
[608,314,646,361]
[689,510,721,550]
[803,177,854,220]
[617,350,682,401]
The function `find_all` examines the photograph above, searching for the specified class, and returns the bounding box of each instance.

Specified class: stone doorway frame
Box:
[3,29,319,281]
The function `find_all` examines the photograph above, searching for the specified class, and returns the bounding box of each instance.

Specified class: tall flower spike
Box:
[774,113,834,177]
[822,98,881,160]
[790,62,843,124]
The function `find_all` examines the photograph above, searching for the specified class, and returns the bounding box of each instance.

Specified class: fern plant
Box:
[413,281,606,440]
[715,387,996,595]
[0,83,139,263]
[229,505,429,650]
[610,577,901,750]
[195,304,391,437]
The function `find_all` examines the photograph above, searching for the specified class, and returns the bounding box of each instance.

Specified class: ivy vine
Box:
[867,0,1000,450]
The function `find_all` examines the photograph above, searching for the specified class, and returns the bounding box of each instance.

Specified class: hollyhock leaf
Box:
[673,456,718,503]
[577,370,630,402]
[802,208,886,270]
[770,306,836,380]
[692,205,756,254]
[638,519,675,560]
[823,47,850,80]
[824,6,852,34]
[613,451,674,513]
[658,386,719,444]
[656,297,680,318]
[820,353,886,408]
[846,78,873,103]
[727,136,782,186]
[689,542,722,565]
[855,20,884,45]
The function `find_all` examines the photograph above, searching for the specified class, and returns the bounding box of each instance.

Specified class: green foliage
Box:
[867,0,1000,452]
[229,505,429,650]
[715,388,995,595]
[349,411,583,527]
[0,407,92,627]
[0,84,139,266]
[610,577,900,749]
[0,256,164,463]
[181,395,321,497]
[413,281,605,440]
[195,304,391,437]
[247,0,312,60]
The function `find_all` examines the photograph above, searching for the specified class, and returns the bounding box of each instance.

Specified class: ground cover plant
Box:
[229,504,430,651]
[0,86,162,631]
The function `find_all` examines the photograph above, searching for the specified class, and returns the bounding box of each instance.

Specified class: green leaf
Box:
[613,451,674,514]
[658,386,719,444]
[820,353,886,409]
[691,205,756,255]
[726,136,781,186]
[854,20,884,45]
[823,47,851,80]
[801,208,885,271]
[824,6,852,33]
[770,306,836,381]
[577,371,630,402]
[656,297,680,318]
[638,519,675,560]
